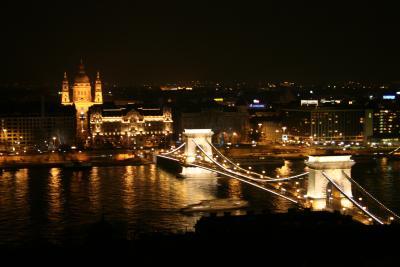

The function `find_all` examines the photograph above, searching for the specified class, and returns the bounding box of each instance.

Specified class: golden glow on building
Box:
[61,61,103,142]
[89,105,173,147]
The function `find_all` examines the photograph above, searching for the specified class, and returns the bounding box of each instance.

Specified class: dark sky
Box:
[2,1,400,85]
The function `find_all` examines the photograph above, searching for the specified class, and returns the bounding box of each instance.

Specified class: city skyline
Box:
[2,1,400,85]
[2,2,400,259]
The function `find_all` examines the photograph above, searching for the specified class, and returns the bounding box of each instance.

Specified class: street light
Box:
[282,126,287,143]
[52,136,56,148]
[232,132,238,144]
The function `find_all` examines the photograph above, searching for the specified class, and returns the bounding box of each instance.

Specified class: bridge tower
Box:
[305,155,354,210]
[183,129,213,164]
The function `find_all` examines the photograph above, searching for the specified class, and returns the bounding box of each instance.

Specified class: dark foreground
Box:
[1,209,398,266]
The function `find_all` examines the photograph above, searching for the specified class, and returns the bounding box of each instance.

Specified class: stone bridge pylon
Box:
[305,155,354,210]
[183,129,213,164]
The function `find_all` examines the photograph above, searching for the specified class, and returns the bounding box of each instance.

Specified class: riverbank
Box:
[222,144,396,160]
[2,145,398,169]
[0,150,152,169]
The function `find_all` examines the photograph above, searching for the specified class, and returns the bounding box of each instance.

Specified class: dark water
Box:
[1,158,400,246]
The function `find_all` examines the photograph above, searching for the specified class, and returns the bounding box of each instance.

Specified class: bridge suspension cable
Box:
[206,141,271,178]
[264,172,309,182]
[206,140,309,181]
[342,171,400,220]
[158,140,396,224]
[190,142,299,203]
[321,172,384,225]
[162,142,186,155]
[193,140,269,183]
[193,140,310,204]
[388,145,400,155]
[188,162,299,204]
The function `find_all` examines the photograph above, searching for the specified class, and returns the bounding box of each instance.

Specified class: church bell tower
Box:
[61,72,71,105]
[94,71,103,104]
[60,60,104,146]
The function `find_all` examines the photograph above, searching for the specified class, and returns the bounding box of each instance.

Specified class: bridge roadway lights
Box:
[305,155,354,211]
[183,129,213,164]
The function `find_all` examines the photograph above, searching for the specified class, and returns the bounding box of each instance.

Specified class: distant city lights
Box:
[383,95,395,100]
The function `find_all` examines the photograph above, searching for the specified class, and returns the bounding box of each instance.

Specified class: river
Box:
[1,157,400,246]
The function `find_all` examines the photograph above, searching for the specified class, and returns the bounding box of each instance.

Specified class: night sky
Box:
[2,1,400,85]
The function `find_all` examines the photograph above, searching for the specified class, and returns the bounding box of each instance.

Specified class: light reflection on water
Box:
[351,158,400,212]
[48,168,62,224]
[275,160,293,177]
[0,157,399,246]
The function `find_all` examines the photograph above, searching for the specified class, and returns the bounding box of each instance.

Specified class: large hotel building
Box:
[283,107,373,143]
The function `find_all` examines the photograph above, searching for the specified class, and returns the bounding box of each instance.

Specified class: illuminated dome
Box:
[74,62,90,83]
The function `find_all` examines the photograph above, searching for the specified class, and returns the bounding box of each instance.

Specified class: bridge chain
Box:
[158,141,398,225]
[322,172,384,225]
[341,171,400,221]
[206,140,309,182]
[192,139,307,204]
[161,142,186,155]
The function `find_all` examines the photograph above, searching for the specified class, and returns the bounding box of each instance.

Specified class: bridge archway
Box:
[305,155,354,210]
[183,129,213,164]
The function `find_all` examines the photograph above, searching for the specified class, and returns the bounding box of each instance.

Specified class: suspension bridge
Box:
[156,129,399,225]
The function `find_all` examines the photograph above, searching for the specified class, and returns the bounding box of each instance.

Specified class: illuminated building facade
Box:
[248,108,282,144]
[372,109,400,140]
[283,108,372,143]
[0,103,75,152]
[61,61,103,144]
[89,104,173,148]
[249,119,282,144]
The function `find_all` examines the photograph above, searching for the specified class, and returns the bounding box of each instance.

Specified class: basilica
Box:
[61,61,103,142]
[60,61,173,148]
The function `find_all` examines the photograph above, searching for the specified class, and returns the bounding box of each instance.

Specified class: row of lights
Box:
[97,131,170,136]
[170,144,394,225]
[186,144,400,223]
